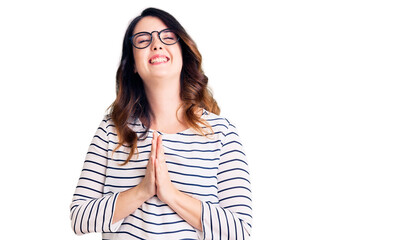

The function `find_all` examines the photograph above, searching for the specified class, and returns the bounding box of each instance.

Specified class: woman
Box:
[70,7,252,239]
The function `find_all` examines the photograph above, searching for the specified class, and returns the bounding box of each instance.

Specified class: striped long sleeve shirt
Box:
[70,109,252,239]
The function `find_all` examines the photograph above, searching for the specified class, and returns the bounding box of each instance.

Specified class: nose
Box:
[150,31,163,51]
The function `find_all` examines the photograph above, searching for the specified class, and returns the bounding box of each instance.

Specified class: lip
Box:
[149,54,170,65]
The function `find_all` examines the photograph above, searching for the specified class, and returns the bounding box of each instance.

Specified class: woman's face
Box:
[132,16,183,84]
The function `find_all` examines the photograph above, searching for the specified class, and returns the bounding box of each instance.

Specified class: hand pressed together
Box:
[140,131,178,204]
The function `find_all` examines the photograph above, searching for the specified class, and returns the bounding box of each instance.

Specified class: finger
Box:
[155,157,161,177]
[158,135,165,163]
[150,132,157,161]
[156,134,160,158]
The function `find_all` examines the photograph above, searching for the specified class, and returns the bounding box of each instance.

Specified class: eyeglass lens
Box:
[132,30,178,49]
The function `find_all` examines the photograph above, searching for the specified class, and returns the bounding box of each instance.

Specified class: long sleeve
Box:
[69,116,122,235]
[198,121,252,239]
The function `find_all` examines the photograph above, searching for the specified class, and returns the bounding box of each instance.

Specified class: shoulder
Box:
[203,109,239,135]
[97,114,117,132]
[101,114,113,125]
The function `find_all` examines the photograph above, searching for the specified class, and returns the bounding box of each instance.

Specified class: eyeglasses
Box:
[130,28,180,49]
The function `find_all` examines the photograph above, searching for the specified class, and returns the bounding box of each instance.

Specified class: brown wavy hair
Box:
[107,7,220,165]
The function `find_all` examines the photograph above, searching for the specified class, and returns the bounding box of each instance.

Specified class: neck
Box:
[142,77,185,128]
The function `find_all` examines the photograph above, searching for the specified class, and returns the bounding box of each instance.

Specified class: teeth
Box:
[150,57,168,63]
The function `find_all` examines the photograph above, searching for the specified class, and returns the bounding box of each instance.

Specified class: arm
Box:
[166,188,203,231]
[112,136,157,224]
[198,122,253,240]
[69,116,122,235]
[153,131,203,230]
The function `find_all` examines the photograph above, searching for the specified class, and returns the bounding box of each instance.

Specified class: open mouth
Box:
[149,55,170,64]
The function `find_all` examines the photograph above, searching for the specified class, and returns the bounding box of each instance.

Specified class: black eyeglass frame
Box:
[129,28,180,49]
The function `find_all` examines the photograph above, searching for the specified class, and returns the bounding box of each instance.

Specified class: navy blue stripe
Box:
[97,127,107,134]
[106,138,221,146]
[73,193,96,199]
[87,198,98,233]
[225,131,239,138]
[84,160,107,168]
[201,201,205,239]
[108,136,221,146]
[168,170,217,179]
[70,204,77,220]
[90,143,108,152]
[218,167,249,176]
[161,138,221,145]
[218,176,251,185]
[93,135,108,144]
[120,223,196,234]
[171,180,217,189]
[221,207,230,239]
[165,152,218,161]
[106,139,131,147]
[219,158,248,166]
[105,184,136,188]
[233,209,238,239]
[79,177,104,186]
[207,117,225,121]
[220,149,246,157]
[164,145,220,153]
[221,140,243,147]
[106,175,144,179]
[109,158,148,163]
[102,196,110,232]
[76,186,104,194]
[86,151,108,159]
[107,165,146,171]
[138,207,177,216]
[73,202,82,234]
[144,201,167,207]
[82,168,106,177]
[108,123,142,129]
[107,132,117,137]
[167,160,218,170]
[94,197,103,232]
[207,202,213,240]
[210,123,229,129]
[107,142,151,151]
[70,204,79,213]
[79,198,93,234]
[240,218,245,239]
[130,214,185,226]
[219,195,252,202]
[224,204,253,210]
[215,207,221,239]
[237,211,253,218]
[180,190,217,199]
[218,186,251,194]
[162,131,221,137]
[106,148,140,155]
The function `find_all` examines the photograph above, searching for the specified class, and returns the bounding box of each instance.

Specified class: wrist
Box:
[164,186,180,207]
[133,184,151,203]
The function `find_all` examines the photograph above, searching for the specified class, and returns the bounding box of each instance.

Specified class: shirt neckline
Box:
[137,108,208,136]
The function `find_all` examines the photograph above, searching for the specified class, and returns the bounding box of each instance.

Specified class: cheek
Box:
[172,47,184,68]
[133,50,148,72]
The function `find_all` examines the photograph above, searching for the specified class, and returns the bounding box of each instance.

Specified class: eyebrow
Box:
[133,28,170,35]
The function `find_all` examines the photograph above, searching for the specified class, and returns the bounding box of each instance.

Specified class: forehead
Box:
[133,16,168,34]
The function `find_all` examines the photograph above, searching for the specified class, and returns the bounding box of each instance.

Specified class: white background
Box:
[0,0,408,239]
